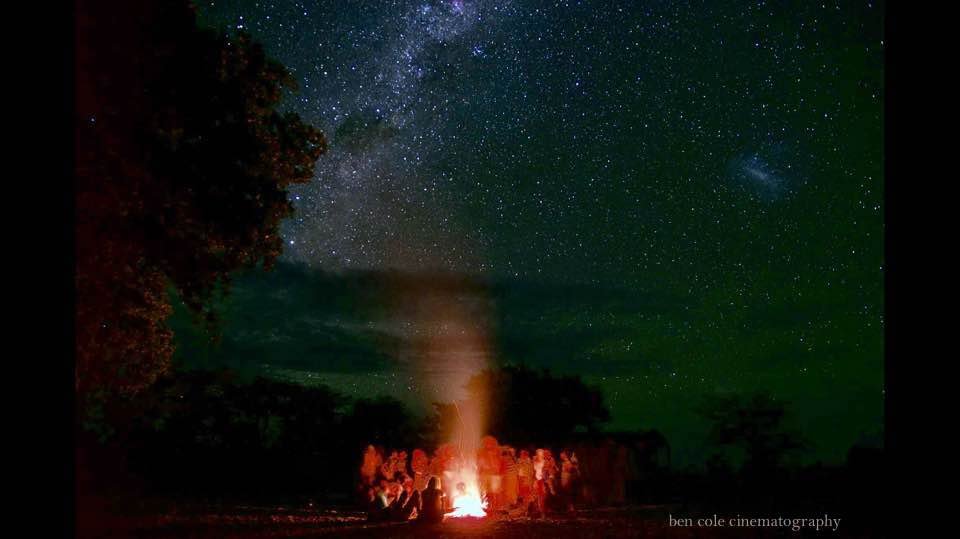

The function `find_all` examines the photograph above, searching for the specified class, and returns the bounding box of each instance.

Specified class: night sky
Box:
[184,0,884,467]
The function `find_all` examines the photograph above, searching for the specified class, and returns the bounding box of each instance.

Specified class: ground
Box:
[83,503,878,538]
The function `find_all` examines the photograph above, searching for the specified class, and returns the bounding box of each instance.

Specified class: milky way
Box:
[200,0,883,291]
[277,0,523,273]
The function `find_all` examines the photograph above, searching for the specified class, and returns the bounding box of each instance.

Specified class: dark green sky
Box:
[185,0,884,467]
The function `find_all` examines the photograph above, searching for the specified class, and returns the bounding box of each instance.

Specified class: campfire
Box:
[449,486,487,518]
[447,469,488,518]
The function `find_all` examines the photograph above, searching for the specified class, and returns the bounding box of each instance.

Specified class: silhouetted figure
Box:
[560,450,581,512]
[517,449,534,505]
[388,478,421,521]
[388,488,409,518]
[418,476,445,524]
[367,480,392,522]
[543,449,562,512]
[502,446,519,508]
[477,435,502,510]
[400,489,422,520]
[611,444,628,504]
[431,444,457,511]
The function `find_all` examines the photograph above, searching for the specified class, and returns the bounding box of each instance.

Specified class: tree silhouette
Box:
[121,370,401,497]
[76,1,325,398]
[461,365,610,444]
[697,392,805,475]
[344,395,423,451]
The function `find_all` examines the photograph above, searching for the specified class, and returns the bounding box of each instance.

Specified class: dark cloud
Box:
[334,112,401,154]
[171,262,691,377]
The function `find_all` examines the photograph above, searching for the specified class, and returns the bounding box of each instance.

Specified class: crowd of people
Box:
[359,436,591,522]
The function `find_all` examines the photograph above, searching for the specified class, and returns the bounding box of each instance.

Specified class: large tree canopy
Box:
[448,365,610,445]
[697,392,806,473]
[76,1,325,396]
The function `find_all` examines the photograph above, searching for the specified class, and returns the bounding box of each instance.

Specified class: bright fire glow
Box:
[449,488,487,518]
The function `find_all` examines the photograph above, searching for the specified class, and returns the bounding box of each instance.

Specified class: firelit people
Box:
[387,476,421,521]
[532,449,546,516]
[501,446,519,508]
[411,448,431,492]
[477,435,502,511]
[560,450,581,512]
[366,478,392,522]
[517,449,534,507]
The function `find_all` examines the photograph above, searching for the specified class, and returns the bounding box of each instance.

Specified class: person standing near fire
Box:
[543,449,559,511]
[360,445,383,492]
[560,450,581,512]
[381,450,396,481]
[431,443,458,511]
[477,435,502,511]
[532,449,547,516]
[501,446,519,508]
[411,448,430,492]
[517,449,534,508]
[396,450,410,477]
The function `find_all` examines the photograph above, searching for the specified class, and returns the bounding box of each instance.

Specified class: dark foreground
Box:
[80,503,880,539]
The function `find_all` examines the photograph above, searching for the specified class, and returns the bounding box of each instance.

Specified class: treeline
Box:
[77,364,883,516]
[87,370,421,502]
[78,365,617,503]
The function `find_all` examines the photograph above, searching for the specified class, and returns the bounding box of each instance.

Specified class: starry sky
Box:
[185,0,884,467]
